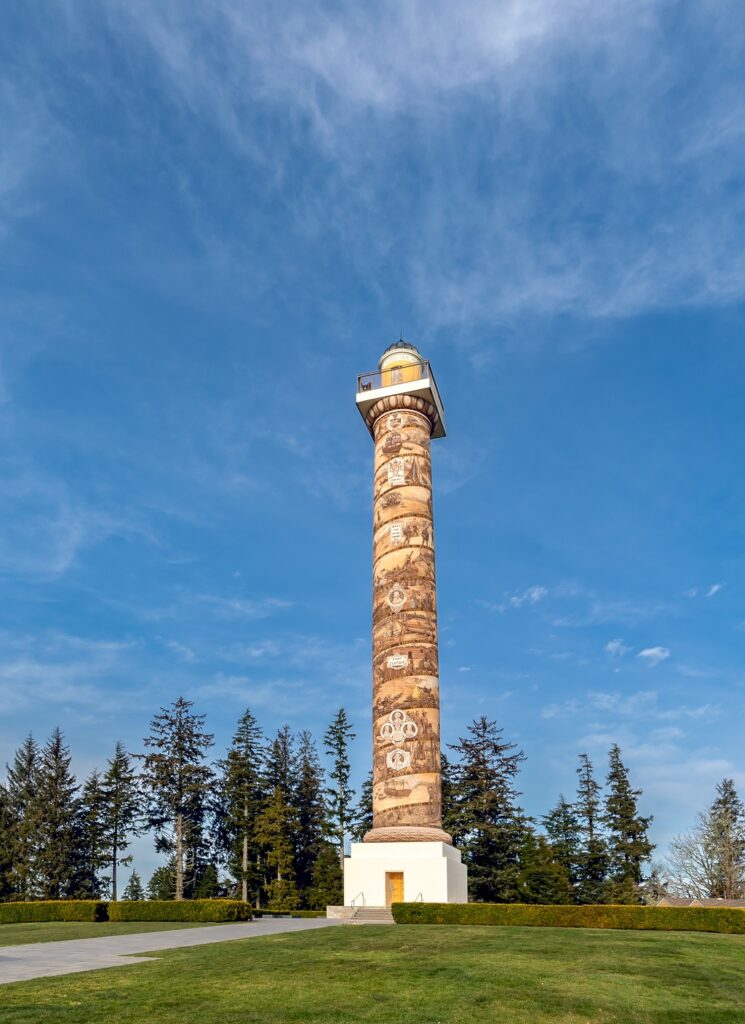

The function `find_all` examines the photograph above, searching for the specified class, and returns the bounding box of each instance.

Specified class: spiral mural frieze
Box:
[364,403,450,843]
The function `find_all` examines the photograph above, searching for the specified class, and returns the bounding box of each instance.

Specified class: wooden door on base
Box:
[386,872,404,905]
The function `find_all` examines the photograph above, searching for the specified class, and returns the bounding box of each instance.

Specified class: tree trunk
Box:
[175,813,184,900]
[242,831,248,903]
[112,807,119,901]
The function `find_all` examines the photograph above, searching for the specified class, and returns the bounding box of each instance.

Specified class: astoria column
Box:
[365,344,449,844]
[345,340,467,908]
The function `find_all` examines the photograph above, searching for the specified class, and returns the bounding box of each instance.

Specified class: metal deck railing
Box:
[356,360,442,407]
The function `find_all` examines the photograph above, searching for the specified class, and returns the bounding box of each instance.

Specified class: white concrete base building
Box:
[343,842,468,907]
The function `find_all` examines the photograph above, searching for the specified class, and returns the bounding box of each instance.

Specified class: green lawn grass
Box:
[0,921,216,947]
[3,924,745,1023]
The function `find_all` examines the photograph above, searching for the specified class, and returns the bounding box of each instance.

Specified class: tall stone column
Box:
[343,341,467,909]
[364,394,451,845]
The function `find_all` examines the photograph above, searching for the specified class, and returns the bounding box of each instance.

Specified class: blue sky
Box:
[1,1,744,879]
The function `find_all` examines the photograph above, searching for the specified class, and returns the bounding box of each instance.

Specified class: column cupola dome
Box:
[378,339,423,370]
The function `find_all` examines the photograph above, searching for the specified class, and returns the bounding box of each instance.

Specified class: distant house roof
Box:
[657,896,745,908]
[690,898,745,908]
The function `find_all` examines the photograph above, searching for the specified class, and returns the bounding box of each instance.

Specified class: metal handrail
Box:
[357,360,434,394]
[350,891,366,907]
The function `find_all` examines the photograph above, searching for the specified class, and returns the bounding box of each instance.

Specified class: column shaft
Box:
[366,402,451,844]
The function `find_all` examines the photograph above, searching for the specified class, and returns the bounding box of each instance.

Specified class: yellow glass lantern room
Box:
[379,339,425,388]
[356,337,446,439]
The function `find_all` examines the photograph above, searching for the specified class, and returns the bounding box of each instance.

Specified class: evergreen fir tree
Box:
[216,708,266,904]
[543,795,582,897]
[137,697,214,900]
[603,744,654,902]
[6,734,41,899]
[77,770,109,897]
[255,786,300,909]
[641,864,670,904]
[0,783,14,900]
[516,832,572,904]
[449,717,530,903]
[350,771,373,842]
[101,741,142,901]
[667,781,745,899]
[147,862,175,900]
[182,788,215,899]
[264,725,296,802]
[293,730,327,900]
[306,841,343,909]
[34,728,82,899]
[122,869,145,900]
[575,753,609,904]
[323,708,355,868]
[710,778,745,899]
[193,862,222,898]
[441,752,465,847]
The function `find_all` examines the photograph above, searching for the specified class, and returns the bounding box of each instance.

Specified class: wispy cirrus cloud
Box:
[541,688,721,724]
[0,81,65,238]
[479,585,548,613]
[197,674,323,714]
[0,466,152,580]
[510,585,549,608]
[0,631,139,716]
[554,597,673,628]
[197,595,293,620]
[656,703,721,722]
[91,0,745,328]
[163,640,196,662]
[222,633,368,687]
[542,689,658,720]
[195,632,368,713]
[685,583,725,599]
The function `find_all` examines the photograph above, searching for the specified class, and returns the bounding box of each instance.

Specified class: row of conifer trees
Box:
[0,696,658,907]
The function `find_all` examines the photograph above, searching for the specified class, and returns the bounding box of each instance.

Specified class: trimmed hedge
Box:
[108,899,252,922]
[392,902,745,935]
[0,901,108,924]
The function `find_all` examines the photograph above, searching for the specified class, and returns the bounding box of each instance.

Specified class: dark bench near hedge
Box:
[392,902,745,934]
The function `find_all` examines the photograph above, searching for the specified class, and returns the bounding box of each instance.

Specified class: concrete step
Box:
[349,906,395,925]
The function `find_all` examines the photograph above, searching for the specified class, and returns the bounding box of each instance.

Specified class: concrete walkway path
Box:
[0,918,340,985]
